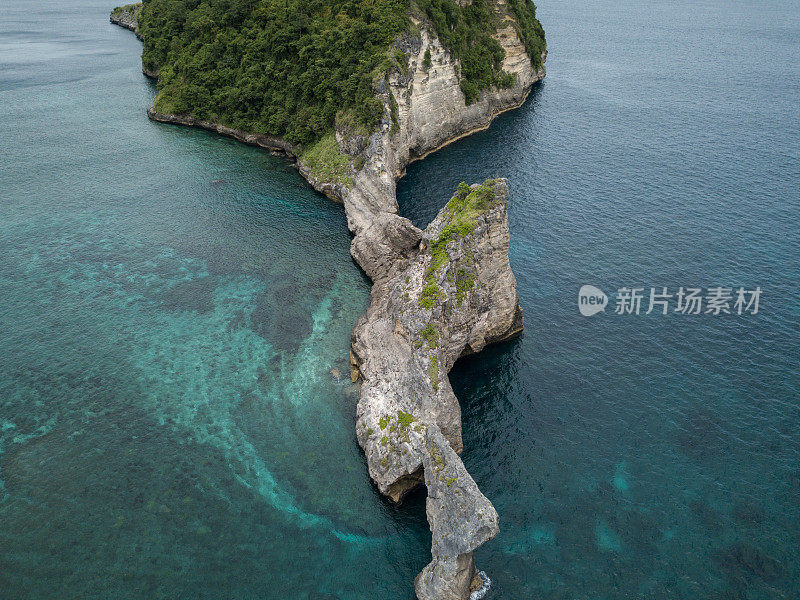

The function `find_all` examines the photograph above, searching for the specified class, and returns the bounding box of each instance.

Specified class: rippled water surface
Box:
[2,0,799,598]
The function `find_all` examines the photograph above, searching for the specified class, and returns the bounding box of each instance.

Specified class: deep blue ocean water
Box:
[1,0,798,598]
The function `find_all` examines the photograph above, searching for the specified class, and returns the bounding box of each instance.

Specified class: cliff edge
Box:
[109,3,141,39]
[352,179,522,599]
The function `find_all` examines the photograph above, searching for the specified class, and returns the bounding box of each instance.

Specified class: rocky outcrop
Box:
[339,18,538,595]
[337,12,540,592]
[352,178,522,600]
[338,10,546,243]
[109,3,142,39]
[113,3,540,598]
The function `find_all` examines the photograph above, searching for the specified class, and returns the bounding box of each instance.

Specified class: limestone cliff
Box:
[112,3,541,598]
[336,5,546,261]
[352,179,522,600]
[335,12,540,594]
[342,14,545,239]
[113,2,544,259]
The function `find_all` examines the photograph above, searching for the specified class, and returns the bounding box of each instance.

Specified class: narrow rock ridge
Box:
[112,3,541,598]
[338,11,539,593]
[335,13,539,594]
[352,178,522,600]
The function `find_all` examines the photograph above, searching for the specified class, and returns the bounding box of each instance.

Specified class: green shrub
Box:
[111,3,142,19]
[389,91,400,135]
[455,269,475,306]
[397,410,416,430]
[300,133,354,187]
[420,323,439,348]
[428,355,439,391]
[419,281,444,309]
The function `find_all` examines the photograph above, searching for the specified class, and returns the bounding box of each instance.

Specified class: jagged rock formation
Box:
[109,3,141,39]
[336,17,539,595]
[337,9,546,245]
[352,179,522,600]
[112,3,542,598]
[338,16,539,594]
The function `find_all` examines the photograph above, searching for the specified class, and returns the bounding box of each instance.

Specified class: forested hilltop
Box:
[133,0,545,148]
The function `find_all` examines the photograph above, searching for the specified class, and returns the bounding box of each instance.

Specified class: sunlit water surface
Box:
[1,0,799,598]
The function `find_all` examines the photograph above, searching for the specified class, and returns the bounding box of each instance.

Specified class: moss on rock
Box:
[300,133,354,188]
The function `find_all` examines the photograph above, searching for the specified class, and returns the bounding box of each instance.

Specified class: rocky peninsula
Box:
[351,178,523,599]
[113,2,544,598]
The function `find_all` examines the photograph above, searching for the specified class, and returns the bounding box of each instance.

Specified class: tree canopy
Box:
[137,0,545,147]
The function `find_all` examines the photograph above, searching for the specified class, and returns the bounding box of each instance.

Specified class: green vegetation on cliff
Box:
[416,0,514,104]
[111,2,142,20]
[301,133,355,186]
[418,179,501,309]
[135,0,544,147]
[507,0,547,67]
[139,0,409,146]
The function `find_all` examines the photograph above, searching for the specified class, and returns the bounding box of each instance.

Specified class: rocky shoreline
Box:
[146,109,297,160]
[109,3,141,39]
[113,3,544,598]
[352,178,523,600]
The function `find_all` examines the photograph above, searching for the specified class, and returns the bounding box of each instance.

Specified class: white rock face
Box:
[351,180,524,600]
[336,10,545,240]
[335,0,546,270]
[329,7,543,599]
[324,0,545,235]
[395,22,540,172]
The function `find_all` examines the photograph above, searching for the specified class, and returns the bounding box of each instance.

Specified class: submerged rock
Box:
[715,542,785,583]
[352,179,523,599]
[731,500,766,526]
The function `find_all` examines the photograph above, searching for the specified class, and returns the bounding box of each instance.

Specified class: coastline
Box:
[140,25,547,213]
[109,5,141,39]
[112,6,544,599]
[146,109,351,203]
[146,83,544,204]
[403,50,547,172]
[146,110,298,160]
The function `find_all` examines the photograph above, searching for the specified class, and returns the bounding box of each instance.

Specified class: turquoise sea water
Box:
[1,0,798,599]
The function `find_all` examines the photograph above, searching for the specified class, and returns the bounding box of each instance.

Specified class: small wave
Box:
[470,571,491,600]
